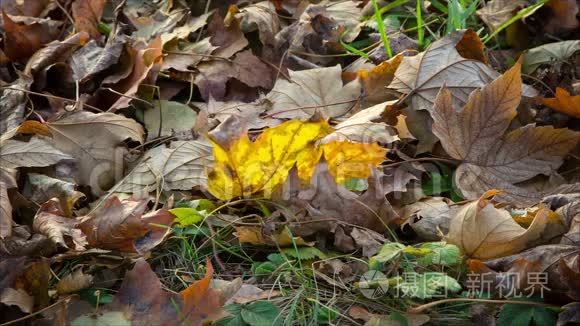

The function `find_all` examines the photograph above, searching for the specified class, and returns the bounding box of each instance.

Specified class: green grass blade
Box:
[372,0,393,58]
[416,0,424,49]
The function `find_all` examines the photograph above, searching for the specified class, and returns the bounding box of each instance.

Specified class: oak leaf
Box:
[542,87,580,118]
[207,116,386,200]
[432,60,579,205]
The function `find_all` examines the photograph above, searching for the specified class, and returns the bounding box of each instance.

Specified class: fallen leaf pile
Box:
[1,0,579,325]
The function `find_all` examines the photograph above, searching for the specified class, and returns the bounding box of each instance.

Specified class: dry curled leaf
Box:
[432,60,579,205]
[445,191,552,259]
[71,0,106,38]
[32,199,88,251]
[56,269,93,295]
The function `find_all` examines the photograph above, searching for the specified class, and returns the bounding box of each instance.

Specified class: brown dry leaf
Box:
[71,0,106,38]
[476,0,528,32]
[55,269,93,295]
[543,0,579,35]
[432,60,579,205]
[193,95,275,130]
[194,49,275,100]
[481,244,580,300]
[1,0,53,17]
[33,199,88,251]
[162,37,217,72]
[206,11,249,58]
[46,111,144,195]
[266,65,362,120]
[70,35,126,83]
[24,32,89,76]
[357,54,403,107]
[16,120,51,137]
[234,226,314,247]
[24,173,85,218]
[445,191,552,259]
[236,1,281,49]
[117,140,213,193]
[108,37,163,111]
[542,87,580,118]
[2,11,62,60]
[69,259,224,325]
[78,197,174,254]
[287,161,399,237]
[1,137,72,239]
[402,197,454,241]
[0,258,50,313]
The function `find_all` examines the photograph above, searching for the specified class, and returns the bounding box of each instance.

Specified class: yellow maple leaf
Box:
[208,120,387,200]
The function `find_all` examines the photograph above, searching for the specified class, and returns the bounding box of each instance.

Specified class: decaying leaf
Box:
[542,87,580,118]
[432,60,579,205]
[71,0,106,38]
[56,269,93,294]
[266,65,362,120]
[23,173,85,218]
[46,112,144,195]
[445,191,552,259]
[69,259,225,325]
[0,76,32,134]
[1,137,72,238]
[523,40,580,74]
[78,197,174,254]
[32,199,88,251]
[208,116,386,200]
[70,36,125,82]
[2,11,62,60]
[236,1,281,48]
[402,197,454,241]
[117,140,212,193]
[234,226,313,247]
[24,32,88,76]
[476,0,528,32]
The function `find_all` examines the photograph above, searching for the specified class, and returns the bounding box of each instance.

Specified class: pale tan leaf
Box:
[523,40,580,74]
[476,0,528,31]
[0,137,72,169]
[445,192,551,259]
[266,65,361,120]
[236,1,281,47]
[320,100,399,144]
[117,141,212,193]
[47,112,144,195]
[56,269,93,294]
[0,288,33,313]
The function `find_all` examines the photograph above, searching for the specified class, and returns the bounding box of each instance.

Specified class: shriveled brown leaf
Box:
[68,259,224,325]
[33,199,87,251]
[24,32,88,76]
[70,36,125,82]
[23,174,85,218]
[55,269,93,295]
[266,65,361,120]
[108,37,163,111]
[476,0,527,32]
[78,197,174,254]
[402,197,454,241]
[432,60,579,205]
[71,0,106,38]
[195,49,275,100]
[46,111,144,195]
[2,11,62,60]
[206,11,249,58]
[162,37,216,72]
[236,1,281,48]
[445,191,553,259]
[0,258,50,313]
[193,95,276,130]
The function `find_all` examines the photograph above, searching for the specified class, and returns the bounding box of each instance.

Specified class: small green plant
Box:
[372,0,394,58]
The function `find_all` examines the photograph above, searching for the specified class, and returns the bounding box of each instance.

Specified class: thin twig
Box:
[0,296,74,326]
[408,298,558,314]
[0,87,103,112]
